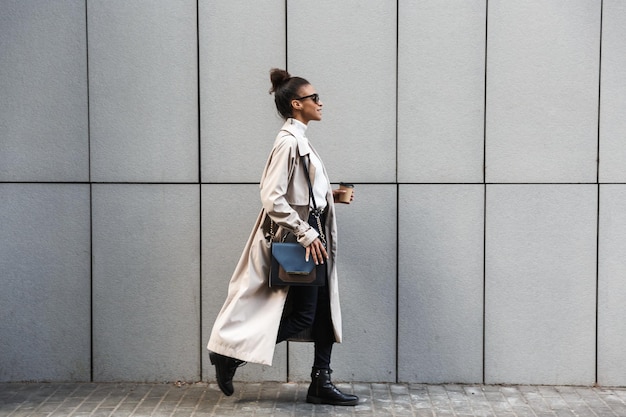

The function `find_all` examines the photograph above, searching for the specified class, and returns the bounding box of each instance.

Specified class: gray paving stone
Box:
[2,383,626,416]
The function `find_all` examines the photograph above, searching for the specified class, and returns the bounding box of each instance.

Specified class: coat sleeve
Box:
[260,135,319,247]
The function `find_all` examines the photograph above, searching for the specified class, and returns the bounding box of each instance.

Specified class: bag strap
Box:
[301,155,327,247]
[300,155,317,212]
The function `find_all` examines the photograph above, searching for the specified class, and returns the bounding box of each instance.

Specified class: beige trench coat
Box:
[207,119,342,366]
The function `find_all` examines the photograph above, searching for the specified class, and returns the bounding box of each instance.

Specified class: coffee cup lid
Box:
[339,182,354,187]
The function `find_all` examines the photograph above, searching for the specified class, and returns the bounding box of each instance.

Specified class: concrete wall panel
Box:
[88,0,198,183]
[0,184,91,382]
[0,0,88,182]
[398,185,484,383]
[598,185,626,386]
[486,0,600,183]
[485,185,597,385]
[200,0,286,183]
[599,1,626,182]
[202,184,286,382]
[398,1,485,183]
[92,185,200,381]
[288,1,397,183]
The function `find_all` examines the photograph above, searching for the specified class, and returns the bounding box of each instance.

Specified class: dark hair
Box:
[269,68,310,119]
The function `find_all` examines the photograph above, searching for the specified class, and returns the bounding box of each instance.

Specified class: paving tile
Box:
[1,383,626,416]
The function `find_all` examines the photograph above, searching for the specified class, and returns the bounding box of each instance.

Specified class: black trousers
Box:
[276,211,334,369]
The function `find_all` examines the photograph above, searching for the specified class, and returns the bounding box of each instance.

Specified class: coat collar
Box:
[280,118,311,157]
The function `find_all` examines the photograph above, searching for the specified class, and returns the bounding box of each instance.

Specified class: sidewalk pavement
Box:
[1,381,626,417]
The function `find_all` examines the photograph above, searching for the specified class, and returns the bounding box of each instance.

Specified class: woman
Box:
[207,68,357,406]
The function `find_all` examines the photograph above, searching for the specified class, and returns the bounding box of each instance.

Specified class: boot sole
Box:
[306,395,358,406]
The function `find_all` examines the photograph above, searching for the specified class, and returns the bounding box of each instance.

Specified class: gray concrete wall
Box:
[1,0,625,386]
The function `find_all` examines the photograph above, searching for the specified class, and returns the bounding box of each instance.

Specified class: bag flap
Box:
[272,242,315,274]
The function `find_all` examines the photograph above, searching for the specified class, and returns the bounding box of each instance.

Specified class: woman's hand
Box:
[305,238,328,265]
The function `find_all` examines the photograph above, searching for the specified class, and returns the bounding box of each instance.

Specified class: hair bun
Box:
[269,68,291,94]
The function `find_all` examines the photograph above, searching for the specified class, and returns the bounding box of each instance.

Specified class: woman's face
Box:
[291,84,323,124]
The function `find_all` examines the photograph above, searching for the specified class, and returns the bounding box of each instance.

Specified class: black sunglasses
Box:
[294,93,320,104]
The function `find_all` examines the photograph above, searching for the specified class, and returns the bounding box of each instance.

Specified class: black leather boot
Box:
[209,351,246,396]
[306,368,359,406]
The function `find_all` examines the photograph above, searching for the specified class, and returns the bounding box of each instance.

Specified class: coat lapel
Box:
[280,119,316,188]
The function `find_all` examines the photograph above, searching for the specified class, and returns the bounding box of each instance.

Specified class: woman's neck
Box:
[288,118,308,136]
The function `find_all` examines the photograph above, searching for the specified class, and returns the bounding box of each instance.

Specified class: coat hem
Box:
[207,341,273,366]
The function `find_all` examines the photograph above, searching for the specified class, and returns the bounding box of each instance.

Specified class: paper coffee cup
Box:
[338,183,354,203]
